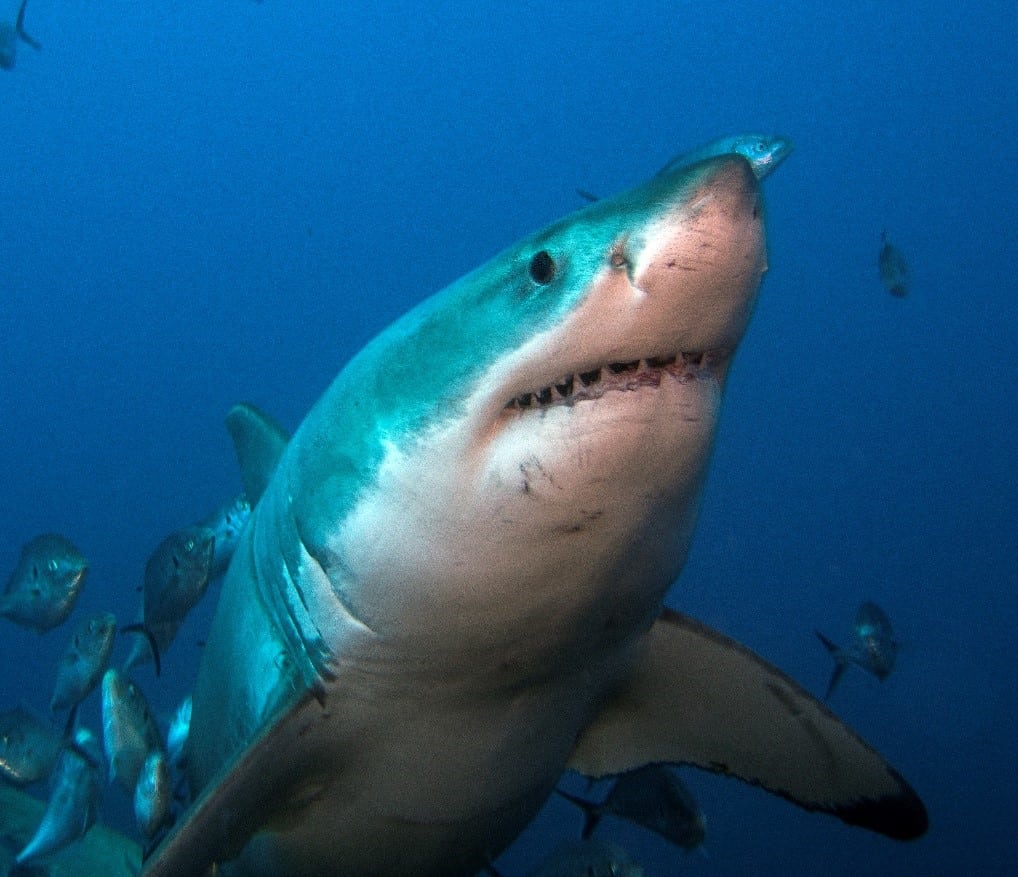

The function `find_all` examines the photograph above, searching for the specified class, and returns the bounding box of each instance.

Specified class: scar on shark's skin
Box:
[518,457,559,495]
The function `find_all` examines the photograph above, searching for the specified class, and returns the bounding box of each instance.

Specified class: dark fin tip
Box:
[576,188,600,203]
[833,777,929,840]
[122,623,162,677]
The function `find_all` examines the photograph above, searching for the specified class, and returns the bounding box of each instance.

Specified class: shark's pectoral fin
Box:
[141,692,321,877]
[567,609,928,840]
[225,403,290,505]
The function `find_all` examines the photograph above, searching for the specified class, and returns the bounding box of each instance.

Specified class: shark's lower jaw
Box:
[503,350,726,412]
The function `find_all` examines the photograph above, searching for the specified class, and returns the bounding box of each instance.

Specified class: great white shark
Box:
[143,153,927,876]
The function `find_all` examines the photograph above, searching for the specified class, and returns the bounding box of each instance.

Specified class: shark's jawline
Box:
[504,351,722,412]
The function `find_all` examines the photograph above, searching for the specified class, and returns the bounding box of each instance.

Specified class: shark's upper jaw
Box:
[503,351,720,413]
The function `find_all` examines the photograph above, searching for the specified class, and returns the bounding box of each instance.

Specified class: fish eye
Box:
[528,250,556,285]
[185,539,195,552]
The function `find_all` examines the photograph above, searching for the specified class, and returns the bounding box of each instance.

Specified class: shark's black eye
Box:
[528,250,556,285]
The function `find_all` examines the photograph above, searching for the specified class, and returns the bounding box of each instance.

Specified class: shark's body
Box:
[145,154,925,877]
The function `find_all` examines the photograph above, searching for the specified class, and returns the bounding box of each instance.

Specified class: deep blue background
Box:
[1,1,1015,874]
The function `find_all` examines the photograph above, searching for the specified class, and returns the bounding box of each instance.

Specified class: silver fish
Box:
[134,750,172,838]
[197,494,251,580]
[527,839,644,877]
[0,534,88,633]
[50,611,117,713]
[656,132,794,181]
[0,705,62,786]
[817,600,899,699]
[14,726,103,866]
[0,780,140,875]
[878,230,909,297]
[124,526,216,671]
[101,669,163,794]
[559,764,705,852]
[578,134,793,205]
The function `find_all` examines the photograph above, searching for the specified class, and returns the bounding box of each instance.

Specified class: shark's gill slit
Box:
[504,351,718,411]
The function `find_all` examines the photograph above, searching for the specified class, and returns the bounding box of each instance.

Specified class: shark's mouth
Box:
[503,350,725,412]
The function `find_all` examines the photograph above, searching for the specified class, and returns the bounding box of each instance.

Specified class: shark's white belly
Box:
[192,384,711,876]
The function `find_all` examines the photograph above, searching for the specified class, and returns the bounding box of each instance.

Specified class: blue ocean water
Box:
[1,1,1015,874]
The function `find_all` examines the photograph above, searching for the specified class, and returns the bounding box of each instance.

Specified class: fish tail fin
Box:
[815,631,848,699]
[16,0,41,51]
[554,788,603,838]
[815,630,839,655]
[121,623,162,677]
[824,661,848,700]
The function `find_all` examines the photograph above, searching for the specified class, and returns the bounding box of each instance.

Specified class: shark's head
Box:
[277,155,768,674]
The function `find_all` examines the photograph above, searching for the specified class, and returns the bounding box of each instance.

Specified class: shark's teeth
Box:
[505,352,717,412]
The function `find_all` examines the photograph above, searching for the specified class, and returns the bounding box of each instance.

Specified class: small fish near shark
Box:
[0,704,62,787]
[142,150,926,876]
[655,132,794,181]
[878,230,910,297]
[0,533,88,633]
[526,838,644,877]
[0,778,140,876]
[577,132,793,202]
[50,611,117,714]
[817,600,899,699]
[0,0,41,70]
[558,764,706,853]
[14,726,104,867]
[123,527,217,674]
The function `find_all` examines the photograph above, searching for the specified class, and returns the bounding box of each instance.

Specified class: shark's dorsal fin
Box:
[16,0,41,50]
[567,609,928,841]
[225,403,289,505]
